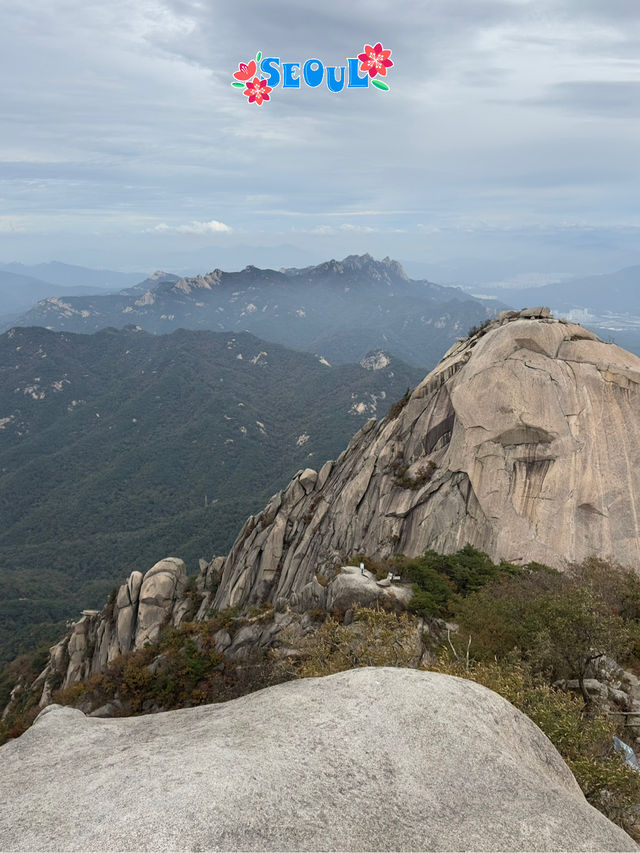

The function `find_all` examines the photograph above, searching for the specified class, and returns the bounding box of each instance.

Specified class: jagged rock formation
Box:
[33,558,190,702]
[204,309,640,612]
[23,557,415,699]
[0,668,635,852]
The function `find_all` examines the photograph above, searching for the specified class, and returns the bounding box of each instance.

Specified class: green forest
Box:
[0,324,423,666]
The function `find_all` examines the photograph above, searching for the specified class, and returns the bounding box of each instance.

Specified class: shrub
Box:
[386,388,412,420]
[467,318,493,338]
[392,459,437,490]
[284,607,420,678]
[399,545,521,619]
[450,559,636,701]
[346,554,391,580]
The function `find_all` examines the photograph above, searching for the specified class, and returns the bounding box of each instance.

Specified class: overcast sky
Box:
[1,0,639,283]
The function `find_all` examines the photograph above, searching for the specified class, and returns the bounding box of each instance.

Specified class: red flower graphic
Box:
[234,60,257,81]
[358,42,393,78]
[243,77,272,105]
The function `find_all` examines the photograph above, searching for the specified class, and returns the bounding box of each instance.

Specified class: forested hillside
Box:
[0,324,423,665]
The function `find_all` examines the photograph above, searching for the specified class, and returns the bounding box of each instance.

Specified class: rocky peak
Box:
[340,252,409,281]
[281,253,410,286]
[203,307,640,613]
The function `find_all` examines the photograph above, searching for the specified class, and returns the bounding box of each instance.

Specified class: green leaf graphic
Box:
[256,51,262,63]
[231,81,244,88]
[372,79,390,91]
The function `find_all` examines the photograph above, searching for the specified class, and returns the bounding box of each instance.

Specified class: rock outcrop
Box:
[37,558,191,697]
[0,668,635,852]
[203,310,640,612]
[26,557,415,698]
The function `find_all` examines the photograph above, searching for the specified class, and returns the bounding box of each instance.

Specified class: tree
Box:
[536,585,632,705]
[452,559,636,705]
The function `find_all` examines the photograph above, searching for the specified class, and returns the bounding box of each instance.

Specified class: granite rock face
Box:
[40,558,190,694]
[134,557,187,648]
[0,668,635,852]
[208,313,640,611]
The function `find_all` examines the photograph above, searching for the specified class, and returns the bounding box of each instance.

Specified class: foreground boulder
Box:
[0,668,635,852]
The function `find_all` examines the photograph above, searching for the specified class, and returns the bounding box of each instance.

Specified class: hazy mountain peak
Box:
[5,254,501,369]
[280,253,411,285]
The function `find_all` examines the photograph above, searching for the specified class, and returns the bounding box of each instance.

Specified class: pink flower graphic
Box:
[358,42,393,78]
[233,60,257,82]
[243,77,272,106]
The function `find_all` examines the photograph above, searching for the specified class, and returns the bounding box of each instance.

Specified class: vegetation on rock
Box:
[433,657,640,840]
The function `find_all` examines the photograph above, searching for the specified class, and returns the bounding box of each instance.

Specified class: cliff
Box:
[208,308,640,612]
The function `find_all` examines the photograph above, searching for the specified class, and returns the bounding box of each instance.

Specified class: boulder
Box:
[498,310,521,323]
[565,678,608,699]
[134,558,187,649]
[298,468,318,494]
[292,577,327,612]
[325,567,382,612]
[608,686,631,708]
[213,629,232,653]
[88,700,125,718]
[519,306,551,319]
[0,669,635,852]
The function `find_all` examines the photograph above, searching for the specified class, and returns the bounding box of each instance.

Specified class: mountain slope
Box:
[0,325,423,665]
[0,270,80,315]
[0,267,150,317]
[7,254,501,368]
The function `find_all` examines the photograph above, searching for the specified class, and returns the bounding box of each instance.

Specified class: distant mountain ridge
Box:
[0,263,148,316]
[7,254,502,369]
[474,265,640,327]
[0,261,145,291]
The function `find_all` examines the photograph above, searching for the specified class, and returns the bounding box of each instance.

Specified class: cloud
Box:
[310,223,376,234]
[150,220,232,235]
[529,81,640,117]
[0,217,28,233]
[2,0,640,275]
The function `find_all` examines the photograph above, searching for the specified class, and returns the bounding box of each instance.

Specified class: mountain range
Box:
[0,323,423,667]
[4,255,500,369]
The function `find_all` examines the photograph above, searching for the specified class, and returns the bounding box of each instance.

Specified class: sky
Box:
[0,0,639,284]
